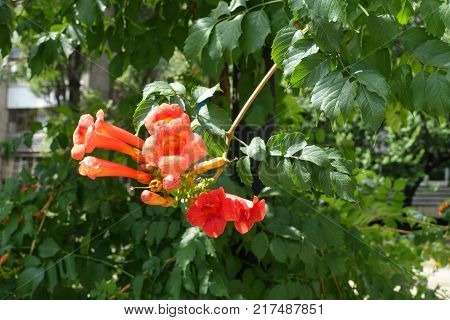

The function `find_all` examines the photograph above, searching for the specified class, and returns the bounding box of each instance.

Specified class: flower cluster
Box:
[71,104,265,237]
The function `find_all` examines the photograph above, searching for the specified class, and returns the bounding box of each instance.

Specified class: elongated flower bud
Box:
[141,190,174,207]
[192,157,227,174]
[85,126,145,163]
[95,110,144,149]
[79,156,152,184]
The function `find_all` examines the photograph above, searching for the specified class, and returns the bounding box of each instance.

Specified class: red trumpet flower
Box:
[225,194,266,234]
[79,156,152,184]
[186,187,236,238]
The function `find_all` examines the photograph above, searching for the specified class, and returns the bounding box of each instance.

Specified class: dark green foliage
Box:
[0,0,448,301]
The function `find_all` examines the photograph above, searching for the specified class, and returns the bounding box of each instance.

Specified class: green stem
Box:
[72,254,135,278]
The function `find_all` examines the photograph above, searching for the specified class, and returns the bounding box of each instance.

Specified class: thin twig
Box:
[225,64,278,146]
[110,283,131,300]
[359,226,412,234]
[29,191,57,255]
[213,26,309,181]
[331,272,344,299]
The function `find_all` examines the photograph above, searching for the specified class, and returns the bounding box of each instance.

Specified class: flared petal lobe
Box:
[79,156,152,184]
[226,194,266,234]
[144,103,190,135]
[71,114,94,160]
[186,188,237,238]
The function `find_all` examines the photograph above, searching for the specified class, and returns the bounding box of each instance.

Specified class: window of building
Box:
[0,155,40,182]
[7,109,39,134]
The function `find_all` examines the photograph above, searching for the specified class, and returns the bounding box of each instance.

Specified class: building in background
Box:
[0,48,110,185]
[0,48,53,184]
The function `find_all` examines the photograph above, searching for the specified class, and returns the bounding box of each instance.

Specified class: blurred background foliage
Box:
[0,0,449,299]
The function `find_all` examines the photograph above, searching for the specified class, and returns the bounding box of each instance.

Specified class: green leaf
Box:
[391,65,413,110]
[396,0,414,25]
[271,26,298,67]
[75,0,99,26]
[353,68,389,101]
[311,71,357,120]
[267,132,307,157]
[270,7,289,33]
[299,242,316,266]
[184,17,216,62]
[289,0,306,12]
[367,14,399,47]
[241,137,266,161]
[211,1,230,18]
[0,24,12,56]
[441,2,450,29]
[210,273,228,297]
[237,156,253,186]
[325,254,346,275]
[0,200,13,221]
[270,237,288,263]
[46,263,58,294]
[17,267,45,298]
[299,145,329,167]
[251,232,269,261]
[424,72,450,117]
[169,82,186,96]
[420,0,445,38]
[311,19,342,52]
[292,161,312,190]
[192,83,221,104]
[0,1,13,26]
[331,172,355,202]
[175,242,196,272]
[290,53,331,88]
[258,159,280,189]
[109,53,125,79]
[240,10,270,55]
[133,98,157,133]
[399,27,433,52]
[207,28,223,59]
[229,0,247,11]
[356,86,386,131]
[411,71,427,111]
[180,227,199,248]
[283,39,319,77]
[305,0,347,22]
[412,40,450,68]
[143,81,176,100]
[216,14,244,54]
[167,267,182,299]
[38,238,60,258]
[201,130,227,157]
[197,104,230,135]
[132,275,145,299]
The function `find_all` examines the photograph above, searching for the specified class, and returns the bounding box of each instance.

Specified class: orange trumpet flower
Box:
[71,114,95,160]
[94,110,144,149]
[84,126,145,163]
[79,156,152,184]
